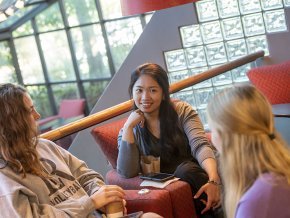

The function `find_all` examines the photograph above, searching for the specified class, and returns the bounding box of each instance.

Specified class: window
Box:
[7,0,152,114]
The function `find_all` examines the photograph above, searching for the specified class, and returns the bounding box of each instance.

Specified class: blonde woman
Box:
[207,84,290,218]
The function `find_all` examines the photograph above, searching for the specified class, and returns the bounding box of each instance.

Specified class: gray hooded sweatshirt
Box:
[0,138,105,218]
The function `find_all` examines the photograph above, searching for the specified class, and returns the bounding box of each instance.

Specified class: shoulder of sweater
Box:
[240,173,289,203]
[171,100,196,114]
[37,138,64,153]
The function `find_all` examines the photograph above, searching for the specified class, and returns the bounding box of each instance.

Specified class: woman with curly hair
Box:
[0,83,161,218]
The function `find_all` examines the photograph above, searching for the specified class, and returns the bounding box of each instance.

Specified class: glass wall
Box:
[165,0,289,128]
[0,0,150,118]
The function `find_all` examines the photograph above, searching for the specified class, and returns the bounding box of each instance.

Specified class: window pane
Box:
[200,21,223,44]
[231,63,251,83]
[239,0,262,15]
[99,0,122,19]
[26,85,53,118]
[63,0,99,26]
[51,83,80,107]
[221,17,244,40]
[217,0,240,18]
[105,17,142,71]
[261,0,283,10]
[36,2,64,32]
[164,49,187,72]
[225,39,248,61]
[12,20,34,37]
[70,25,111,79]
[246,35,269,55]
[171,90,196,108]
[180,25,203,47]
[212,72,233,86]
[14,36,45,84]
[195,87,214,109]
[196,0,219,22]
[242,13,265,37]
[191,67,212,90]
[284,0,290,6]
[0,41,17,83]
[83,80,109,110]
[184,46,207,68]
[168,69,190,84]
[205,42,227,65]
[40,31,76,82]
[264,9,287,33]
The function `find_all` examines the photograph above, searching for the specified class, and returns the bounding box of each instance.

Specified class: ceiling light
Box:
[15,0,25,9]
[5,7,14,16]
[0,12,7,22]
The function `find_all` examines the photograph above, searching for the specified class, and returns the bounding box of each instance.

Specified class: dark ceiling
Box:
[0,0,52,34]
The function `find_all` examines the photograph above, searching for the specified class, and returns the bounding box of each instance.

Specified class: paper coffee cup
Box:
[106,201,124,218]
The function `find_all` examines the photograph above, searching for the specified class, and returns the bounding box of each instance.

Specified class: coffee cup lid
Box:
[138,188,150,195]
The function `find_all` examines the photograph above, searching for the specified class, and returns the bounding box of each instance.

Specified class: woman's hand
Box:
[124,109,145,129]
[194,182,221,214]
[90,185,125,210]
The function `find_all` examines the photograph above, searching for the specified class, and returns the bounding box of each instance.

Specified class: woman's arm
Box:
[116,111,145,178]
[117,128,141,178]
[176,101,221,213]
[176,101,215,164]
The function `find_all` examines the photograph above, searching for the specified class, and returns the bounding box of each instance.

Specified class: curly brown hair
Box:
[0,83,48,178]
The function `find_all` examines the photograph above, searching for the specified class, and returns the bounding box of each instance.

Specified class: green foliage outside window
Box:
[26,85,52,118]
[0,41,17,84]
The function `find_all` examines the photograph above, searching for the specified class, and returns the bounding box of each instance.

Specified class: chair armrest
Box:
[106,169,143,189]
[125,189,173,218]
[108,169,196,218]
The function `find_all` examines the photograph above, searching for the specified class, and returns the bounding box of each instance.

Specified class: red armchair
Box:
[38,99,86,149]
[247,60,290,105]
[91,118,197,218]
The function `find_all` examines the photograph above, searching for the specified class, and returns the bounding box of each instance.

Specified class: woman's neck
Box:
[145,114,160,138]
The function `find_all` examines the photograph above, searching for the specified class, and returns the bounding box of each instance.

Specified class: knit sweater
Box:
[117,100,215,178]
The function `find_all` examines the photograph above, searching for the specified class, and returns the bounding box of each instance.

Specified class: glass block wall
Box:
[164,0,289,128]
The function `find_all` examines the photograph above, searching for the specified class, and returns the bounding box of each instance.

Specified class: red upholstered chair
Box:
[58,99,86,119]
[38,99,86,149]
[247,60,290,105]
[38,99,86,131]
[91,118,197,218]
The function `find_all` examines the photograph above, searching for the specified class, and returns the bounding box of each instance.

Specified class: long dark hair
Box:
[129,63,187,160]
[0,83,47,178]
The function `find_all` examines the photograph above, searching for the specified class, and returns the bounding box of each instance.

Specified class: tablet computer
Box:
[139,173,174,182]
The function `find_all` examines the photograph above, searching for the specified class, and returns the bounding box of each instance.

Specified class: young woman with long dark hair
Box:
[117,63,222,217]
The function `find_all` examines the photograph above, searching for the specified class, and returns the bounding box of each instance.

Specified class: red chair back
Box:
[58,99,86,119]
[91,118,127,169]
[247,60,290,104]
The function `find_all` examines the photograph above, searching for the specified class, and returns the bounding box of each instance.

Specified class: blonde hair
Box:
[207,84,290,218]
